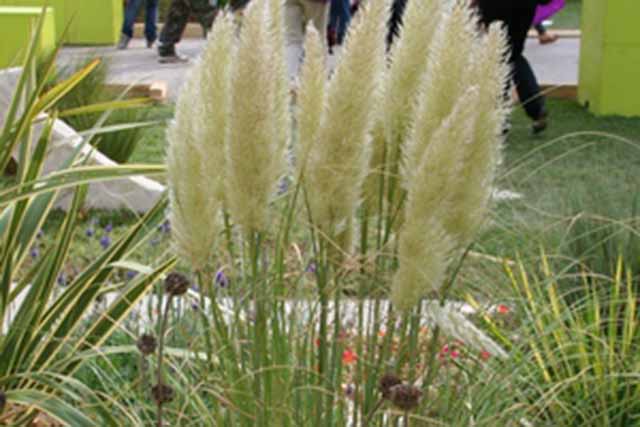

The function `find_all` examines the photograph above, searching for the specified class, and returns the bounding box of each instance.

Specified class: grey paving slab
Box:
[58,36,581,102]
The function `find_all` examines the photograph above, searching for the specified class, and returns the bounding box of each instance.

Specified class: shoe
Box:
[158,53,190,64]
[538,32,559,45]
[117,33,131,50]
[531,114,548,135]
[147,38,156,49]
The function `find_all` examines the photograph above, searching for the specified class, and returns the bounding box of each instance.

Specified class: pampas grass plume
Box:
[167,67,217,270]
[401,1,477,187]
[225,0,286,232]
[199,13,235,205]
[305,0,389,232]
[296,23,326,177]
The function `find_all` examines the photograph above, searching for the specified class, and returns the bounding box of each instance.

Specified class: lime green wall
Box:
[63,0,122,45]
[0,0,122,45]
[579,0,640,116]
[0,6,55,69]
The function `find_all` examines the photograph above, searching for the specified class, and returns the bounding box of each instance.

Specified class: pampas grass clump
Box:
[167,0,509,312]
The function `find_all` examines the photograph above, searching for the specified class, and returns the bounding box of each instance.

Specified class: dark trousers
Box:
[158,0,216,53]
[387,0,407,47]
[122,0,159,42]
[478,0,546,120]
[329,0,351,43]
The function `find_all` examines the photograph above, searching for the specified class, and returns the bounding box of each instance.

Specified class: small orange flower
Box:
[342,349,358,364]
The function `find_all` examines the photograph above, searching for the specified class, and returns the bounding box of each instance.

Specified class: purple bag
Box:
[533,0,566,26]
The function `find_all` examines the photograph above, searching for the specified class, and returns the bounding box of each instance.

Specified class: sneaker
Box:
[117,33,131,50]
[531,116,548,135]
[147,38,156,49]
[538,32,559,45]
[158,53,190,64]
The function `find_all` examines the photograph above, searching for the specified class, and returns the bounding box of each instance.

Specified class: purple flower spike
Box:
[100,235,111,249]
[215,269,229,288]
[306,262,317,274]
[159,219,171,234]
[104,223,113,233]
[85,228,95,238]
[57,274,66,286]
[126,270,138,280]
[30,248,39,259]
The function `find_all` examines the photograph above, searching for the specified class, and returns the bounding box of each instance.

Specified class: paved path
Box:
[58,37,581,102]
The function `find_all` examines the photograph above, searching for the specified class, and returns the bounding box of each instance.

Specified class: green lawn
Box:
[550,0,581,29]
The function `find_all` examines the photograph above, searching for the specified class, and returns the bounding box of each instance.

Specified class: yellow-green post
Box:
[63,0,122,45]
[579,0,640,116]
[0,6,56,69]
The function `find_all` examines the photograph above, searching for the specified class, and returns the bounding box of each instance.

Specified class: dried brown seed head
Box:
[165,272,190,296]
[151,384,175,404]
[137,334,157,356]
[379,373,402,399]
[389,384,422,411]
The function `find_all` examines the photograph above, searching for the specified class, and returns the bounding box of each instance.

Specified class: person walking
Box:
[477,0,551,134]
[285,0,331,79]
[328,0,351,52]
[157,0,217,63]
[118,0,159,49]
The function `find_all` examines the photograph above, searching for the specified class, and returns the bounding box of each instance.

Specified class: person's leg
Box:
[510,5,547,128]
[387,0,407,47]
[158,0,191,59]
[329,0,340,48]
[335,0,351,44]
[145,0,159,45]
[302,0,330,43]
[191,0,217,36]
[119,0,143,48]
[512,55,545,120]
[284,0,306,79]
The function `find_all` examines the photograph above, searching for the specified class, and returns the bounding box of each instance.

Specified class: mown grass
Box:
[552,0,581,30]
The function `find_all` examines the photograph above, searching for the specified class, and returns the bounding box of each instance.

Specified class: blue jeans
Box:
[122,0,159,42]
[329,0,351,44]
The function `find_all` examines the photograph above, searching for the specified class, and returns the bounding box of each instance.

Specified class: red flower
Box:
[450,350,460,359]
[480,350,491,361]
[342,349,358,364]
[497,304,510,314]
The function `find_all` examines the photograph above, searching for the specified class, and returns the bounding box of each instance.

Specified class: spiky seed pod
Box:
[441,23,511,248]
[151,384,175,404]
[137,334,157,356]
[305,0,389,233]
[379,373,402,399]
[401,0,478,188]
[225,0,286,231]
[388,384,422,411]
[296,23,326,178]
[0,389,5,414]
[165,272,190,297]
[198,12,235,206]
[166,64,215,271]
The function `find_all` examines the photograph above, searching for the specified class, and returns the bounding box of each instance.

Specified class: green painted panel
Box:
[0,0,121,45]
[0,6,55,69]
[63,0,122,45]
[578,0,640,117]
[0,0,64,41]
[599,45,640,116]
